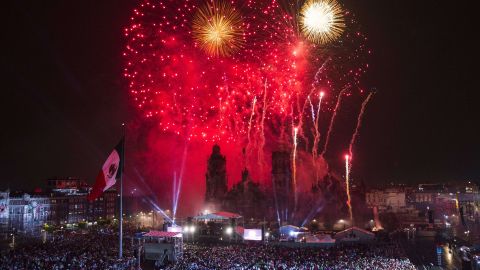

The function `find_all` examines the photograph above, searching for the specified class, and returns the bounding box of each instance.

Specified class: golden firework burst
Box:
[192,1,244,57]
[300,0,345,44]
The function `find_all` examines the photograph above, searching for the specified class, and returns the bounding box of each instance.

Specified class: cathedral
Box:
[204,145,267,217]
[204,144,228,210]
[271,150,294,223]
[203,144,362,225]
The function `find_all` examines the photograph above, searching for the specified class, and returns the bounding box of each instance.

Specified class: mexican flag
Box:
[87,138,124,201]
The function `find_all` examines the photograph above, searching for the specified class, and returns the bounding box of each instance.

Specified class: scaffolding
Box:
[142,231,183,265]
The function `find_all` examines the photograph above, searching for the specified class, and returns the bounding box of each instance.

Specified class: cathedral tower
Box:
[205,145,227,206]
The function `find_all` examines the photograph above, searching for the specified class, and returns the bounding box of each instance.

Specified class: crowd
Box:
[0,230,136,270]
[166,243,416,270]
[0,229,416,270]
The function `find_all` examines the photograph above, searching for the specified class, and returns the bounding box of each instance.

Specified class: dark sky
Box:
[1,0,478,190]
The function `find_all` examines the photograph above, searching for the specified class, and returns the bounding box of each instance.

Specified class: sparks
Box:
[345,154,353,225]
[300,0,345,44]
[192,0,244,57]
[246,96,257,160]
[312,90,325,160]
[292,126,299,211]
[349,91,374,157]
[321,87,348,158]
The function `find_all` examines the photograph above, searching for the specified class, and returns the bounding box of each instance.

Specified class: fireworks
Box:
[312,90,324,159]
[123,0,372,222]
[349,91,375,157]
[300,0,345,44]
[192,1,245,57]
[292,126,299,210]
[124,0,368,142]
[345,154,353,224]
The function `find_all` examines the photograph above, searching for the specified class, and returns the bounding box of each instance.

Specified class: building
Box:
[7,193,51,234]
[205,145,228,208]
[271,149,293,223]
[48,190,117,225]
[365,182,480,227]
[0,178,118,234]
[366,188,406,211]
[47,177,89,192]
[223,168,266,218]
[46,178,117,224]
[0,191,10,233]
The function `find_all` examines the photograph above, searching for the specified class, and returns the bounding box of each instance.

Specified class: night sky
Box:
[2,0,478,191]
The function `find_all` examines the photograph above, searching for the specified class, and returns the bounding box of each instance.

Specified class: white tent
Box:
[334,227,374,242]
[192,211,242,222]
[305,233,336,244]
[279,225,308,237]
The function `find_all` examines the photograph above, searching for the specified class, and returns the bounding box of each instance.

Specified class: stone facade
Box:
[271,150,293,223]
[0,178,117,234]
[205,145,228,208]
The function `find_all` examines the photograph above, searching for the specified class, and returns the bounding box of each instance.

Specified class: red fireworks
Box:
[123,0,370,148]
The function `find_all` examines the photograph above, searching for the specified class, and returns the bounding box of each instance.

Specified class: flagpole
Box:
[119,123,126,259]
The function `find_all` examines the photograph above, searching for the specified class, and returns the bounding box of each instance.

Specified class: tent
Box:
[192,211,242,222]
[305,233,336,244]
[334,227,374,242]
[143,231,183,264]
[144,231,182,238]
[279,225,308,237]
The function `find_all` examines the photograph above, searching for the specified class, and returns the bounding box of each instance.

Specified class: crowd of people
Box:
[0,229,136,270]
[166,243,416,270]
[1,228,417,270]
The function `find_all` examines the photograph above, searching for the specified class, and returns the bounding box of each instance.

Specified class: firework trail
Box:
[246,96,257,163]
[345,154,353,224]
[312,91,325,160]
[342,91,374,225]
[312,91,325,182]
[320,86,348,158]
[309,58,329,176]
[256,79,268,184]
[292,126,299,211]
[308,95,315,123]
[348,91,374,157]
[295,93,310,152]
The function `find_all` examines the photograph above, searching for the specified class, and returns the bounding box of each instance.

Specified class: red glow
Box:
[122,0,371,214]
[123,0,369,143]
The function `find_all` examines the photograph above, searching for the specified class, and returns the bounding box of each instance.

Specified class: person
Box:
[0,227,136,270]
[163,242,416,270]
